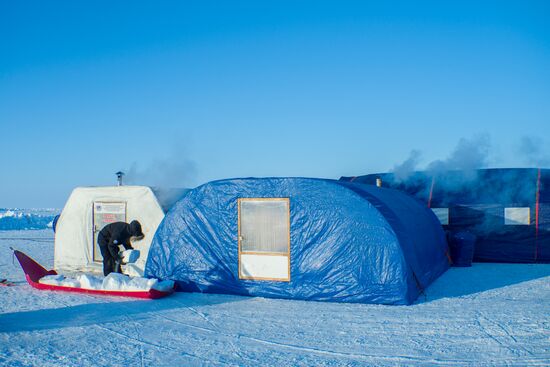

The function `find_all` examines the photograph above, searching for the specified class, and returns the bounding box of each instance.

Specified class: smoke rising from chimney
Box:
[124,147,197,188]
[386,135,547,235]
[427,134,491,174]
[517,136,550,167]
[391,134,491,182]
[392,150,422,182]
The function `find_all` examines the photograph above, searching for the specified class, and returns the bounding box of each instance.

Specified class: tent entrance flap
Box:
[92,201,126,262]
[238,198,290,281]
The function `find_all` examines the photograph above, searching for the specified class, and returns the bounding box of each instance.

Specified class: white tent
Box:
[54,186,166,275]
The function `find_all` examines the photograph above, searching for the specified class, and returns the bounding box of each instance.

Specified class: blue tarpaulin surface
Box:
[145,178,449,305]
[447,231,476,267]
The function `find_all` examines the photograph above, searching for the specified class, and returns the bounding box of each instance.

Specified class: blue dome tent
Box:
[145,178,449,305]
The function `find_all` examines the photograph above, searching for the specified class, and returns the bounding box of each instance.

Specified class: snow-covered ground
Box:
[1,230,549,366]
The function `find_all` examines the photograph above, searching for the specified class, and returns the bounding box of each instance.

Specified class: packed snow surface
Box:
[1,230,549,366]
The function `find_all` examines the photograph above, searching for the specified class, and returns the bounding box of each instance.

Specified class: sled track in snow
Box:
[137,311,550,366]
[144,307,466,366]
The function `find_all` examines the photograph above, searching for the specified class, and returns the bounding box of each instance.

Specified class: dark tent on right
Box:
[340,168,550,263]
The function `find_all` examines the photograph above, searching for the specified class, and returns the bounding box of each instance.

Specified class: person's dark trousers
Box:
[98,241,122,276]
[99,243,113,276]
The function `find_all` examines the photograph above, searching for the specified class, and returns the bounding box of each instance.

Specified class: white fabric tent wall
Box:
[54,186,165,274]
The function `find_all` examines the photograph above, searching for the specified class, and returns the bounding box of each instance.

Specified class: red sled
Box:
[13,249,174,299]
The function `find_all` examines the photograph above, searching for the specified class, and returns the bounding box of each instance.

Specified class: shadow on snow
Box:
[418,263,550,303]
[0,292,244,333]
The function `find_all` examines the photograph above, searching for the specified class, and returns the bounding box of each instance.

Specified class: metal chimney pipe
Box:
[116,171,125,186]
[376,178,382,187]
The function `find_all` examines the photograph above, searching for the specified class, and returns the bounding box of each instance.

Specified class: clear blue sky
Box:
[1,1,549,208]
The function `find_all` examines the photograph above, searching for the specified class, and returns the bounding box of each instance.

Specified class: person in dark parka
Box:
[98,220,144,276]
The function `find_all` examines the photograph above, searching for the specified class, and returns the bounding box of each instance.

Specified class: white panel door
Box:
[238,198,290,281]
[92,202,126,262]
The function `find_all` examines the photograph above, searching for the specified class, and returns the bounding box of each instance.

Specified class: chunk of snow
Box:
[153,280,175,292]
[38,274,80,288]
[121,249,140,264]
[102,273,129,290]
[127,276,158,291]
[38,274,65,285]
[76,274,103,290]
[102,273,159,291]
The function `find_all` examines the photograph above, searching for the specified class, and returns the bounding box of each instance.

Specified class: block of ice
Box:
[102,273,161,291]
[102,273,130,291]
[61,278,81,288]
[39,274,80,288]
[153,280,175,292]
[77,274,103,290]
[39,274,65,286]
[121,250,140,264]
[126,277,158,291]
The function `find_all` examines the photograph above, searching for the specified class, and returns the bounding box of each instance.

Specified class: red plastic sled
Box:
[13,250,174,299]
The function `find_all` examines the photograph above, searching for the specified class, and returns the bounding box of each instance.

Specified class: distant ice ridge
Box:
[0,208,59,230]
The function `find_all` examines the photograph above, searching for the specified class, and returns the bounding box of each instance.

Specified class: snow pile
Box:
[102,273,157,291]
[38,273,174,292]
[39,274,80,288]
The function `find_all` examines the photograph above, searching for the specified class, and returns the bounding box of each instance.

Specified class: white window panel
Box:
[239,254,289,280]
[504,207,530,225]
[238,198,290,281]
[239,199,289,253]
[431,208,449,225]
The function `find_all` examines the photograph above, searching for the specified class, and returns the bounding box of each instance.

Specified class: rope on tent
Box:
[444,246,453,265]
[535,168,541,262]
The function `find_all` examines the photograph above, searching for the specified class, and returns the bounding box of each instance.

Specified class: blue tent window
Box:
[238,198,290,281]
[504,207,530,225]
[431,208,449,225]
